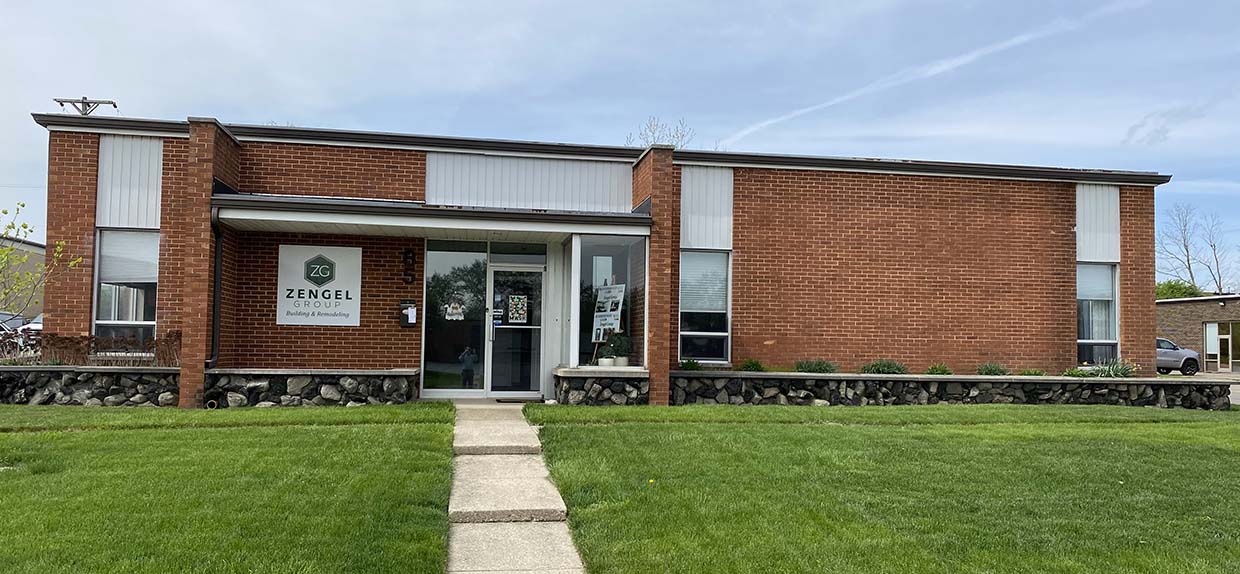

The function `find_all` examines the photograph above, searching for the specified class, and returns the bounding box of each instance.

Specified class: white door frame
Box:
[1221,334,1233,373]
[485,263,547,399]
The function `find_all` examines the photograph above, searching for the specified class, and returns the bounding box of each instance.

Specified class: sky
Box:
[1,0,1237,281]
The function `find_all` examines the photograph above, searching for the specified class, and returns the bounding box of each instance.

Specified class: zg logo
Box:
[304,254,336,287]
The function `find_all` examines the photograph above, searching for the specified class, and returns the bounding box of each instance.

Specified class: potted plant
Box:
[605,334,631,367]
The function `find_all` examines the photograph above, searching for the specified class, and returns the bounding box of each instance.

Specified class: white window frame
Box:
[566,234,650,370]
[678,248,732,364]
[1075,263,1118,363]
[92,228,159,353]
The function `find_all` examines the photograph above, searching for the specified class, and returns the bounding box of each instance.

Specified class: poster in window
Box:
[590,283,625,342]
[444,301,465,321]
[594,284,625,314]
[508,295,528,324]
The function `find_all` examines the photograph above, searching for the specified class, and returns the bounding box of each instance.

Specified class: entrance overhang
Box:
[213,193,651,241]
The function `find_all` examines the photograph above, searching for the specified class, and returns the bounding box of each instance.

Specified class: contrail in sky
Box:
[719,0,1152,148]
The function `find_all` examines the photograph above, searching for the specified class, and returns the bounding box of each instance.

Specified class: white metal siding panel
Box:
[1076,184,1120,262]
[426,152,632,212]
[680,166,733,249]
[96,135,163,229]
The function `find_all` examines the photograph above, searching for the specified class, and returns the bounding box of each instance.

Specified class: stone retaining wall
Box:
[204,371,418,407]
[0,368,180,407]
[554,375,650,405]
[672,372,1232,410]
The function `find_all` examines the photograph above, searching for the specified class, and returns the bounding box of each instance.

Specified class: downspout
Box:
[206,206,223,369]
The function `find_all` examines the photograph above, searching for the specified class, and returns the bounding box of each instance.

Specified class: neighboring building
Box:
[0,236,46,320]
[1157,294,1240,373]
[32,113,1168,407]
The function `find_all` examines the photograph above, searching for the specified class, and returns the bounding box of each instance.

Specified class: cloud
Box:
[1123,94,1231,145]
[719,0,1153,148]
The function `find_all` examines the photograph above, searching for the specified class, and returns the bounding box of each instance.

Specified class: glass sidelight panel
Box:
[424,241,487,390]
[490,270,542,392]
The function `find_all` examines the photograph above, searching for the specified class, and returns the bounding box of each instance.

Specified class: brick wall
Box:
[1118,186,1157,373]
[729,168,1079,374]
[219,232,424,369]
[155,138,191,336]
[633,147,677,404]
[43,132,99,336]
[240,141,425,201]
[1157,300,1240,370]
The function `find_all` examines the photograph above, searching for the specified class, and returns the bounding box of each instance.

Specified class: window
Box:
[679,250,729,362]
[95,230,159,350]
[576,236,646,367]
[1076,263,1116,365]
[1157,339,1176,351]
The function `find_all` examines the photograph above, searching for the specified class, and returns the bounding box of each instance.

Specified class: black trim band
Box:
[211,194,654,227]
[673,150,1172,185]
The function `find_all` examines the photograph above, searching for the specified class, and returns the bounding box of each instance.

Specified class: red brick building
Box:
[34,113,1170,406]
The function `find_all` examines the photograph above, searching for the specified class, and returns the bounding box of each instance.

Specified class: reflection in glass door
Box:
[423,242,488,392]
[488,268,543,394]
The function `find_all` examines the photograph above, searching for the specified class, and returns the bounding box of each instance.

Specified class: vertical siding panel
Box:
[96,135,163,229]
[1076,184,1120,262]
[681,166,733,249]
[425,152,632,212]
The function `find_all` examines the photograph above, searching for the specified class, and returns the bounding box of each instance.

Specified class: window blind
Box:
[680,251,728,312]
[98,231,160,284]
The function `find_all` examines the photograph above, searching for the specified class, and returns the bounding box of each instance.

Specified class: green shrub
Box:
[1062,367,1094,378]
[925,363,952,375]
[794,359,838,373]
[1093,360,1136,378]
[860,359,908,375]
[678,359,703,371]
[976,363,1010,376]
[1018,369,1046,376]
[737,359,767,372]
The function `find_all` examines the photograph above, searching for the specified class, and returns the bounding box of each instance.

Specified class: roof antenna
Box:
[53,96,118,116]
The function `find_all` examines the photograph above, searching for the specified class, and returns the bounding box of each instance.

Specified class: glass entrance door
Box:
[487,267,543,396]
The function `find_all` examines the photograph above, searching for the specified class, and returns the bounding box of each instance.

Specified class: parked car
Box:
[16,314,42,349]
[1156,338,1200,375]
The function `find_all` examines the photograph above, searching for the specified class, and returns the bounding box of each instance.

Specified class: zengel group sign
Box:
[277,245,362,326]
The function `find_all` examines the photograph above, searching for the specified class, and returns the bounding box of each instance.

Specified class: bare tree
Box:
[1156,203,1200,287]
[1199,212,1233,294]
[625,117,695,148]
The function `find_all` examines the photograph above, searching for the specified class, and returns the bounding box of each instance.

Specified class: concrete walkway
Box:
[447,401,584,573]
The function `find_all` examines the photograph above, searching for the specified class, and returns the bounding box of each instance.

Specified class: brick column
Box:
[1119,186,1157,374]
[633,146,678,405]
[43,132,100,337]
[170,118,231,408]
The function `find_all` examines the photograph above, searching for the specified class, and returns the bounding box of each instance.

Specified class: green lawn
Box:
[527,404,1240,574]
[0,403,455,574]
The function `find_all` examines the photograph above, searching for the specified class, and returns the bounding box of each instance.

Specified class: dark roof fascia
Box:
[1155,294,1240,304]
[211,193,653,227]
[32,113,1172,185]
[1,236,46,250]
[673,150,1173,186]
[32,113,189,135]
[224,123,645,160]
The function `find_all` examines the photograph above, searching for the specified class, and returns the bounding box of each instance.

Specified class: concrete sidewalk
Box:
[447,402,584,573]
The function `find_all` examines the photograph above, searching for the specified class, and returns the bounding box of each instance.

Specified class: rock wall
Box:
[672,375,1232,410]
[0,369,179,407]
[554,376,649,405]
[204,373,417,407]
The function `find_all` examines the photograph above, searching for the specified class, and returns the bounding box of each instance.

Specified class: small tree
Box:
[625,117,695,148]
[1156,279,1205,300]
[1,202,80,319]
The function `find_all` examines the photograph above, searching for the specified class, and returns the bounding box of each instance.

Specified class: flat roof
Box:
[33,113,1173,185]
[1156,294,1240,304]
